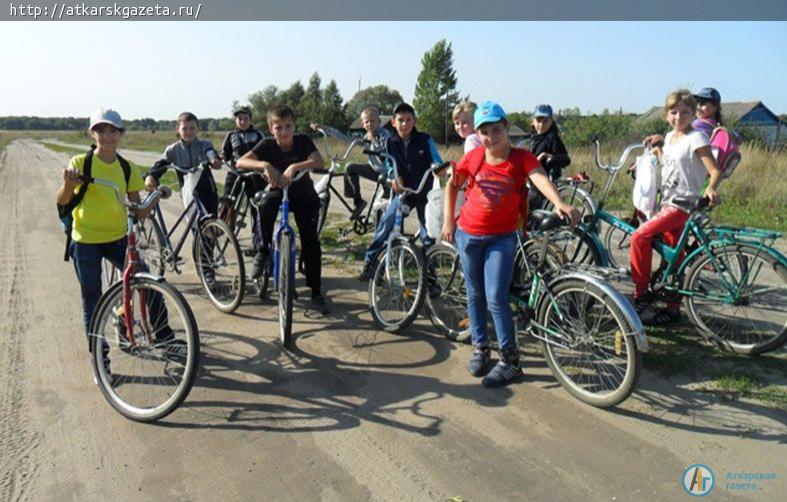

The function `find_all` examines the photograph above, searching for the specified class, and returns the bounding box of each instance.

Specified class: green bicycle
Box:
[562,135,787,355]
[428,210,646,408]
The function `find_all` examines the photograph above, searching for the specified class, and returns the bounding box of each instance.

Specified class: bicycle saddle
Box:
[250,189,276,208]
[530,210,566,232]
[671,196,709,213]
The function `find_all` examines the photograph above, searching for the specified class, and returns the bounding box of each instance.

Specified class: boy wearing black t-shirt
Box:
[237,105,328,313]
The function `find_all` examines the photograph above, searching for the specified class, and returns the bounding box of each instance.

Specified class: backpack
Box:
[699,118,742,178]
[464,146,531,225]
[57,148,131,261]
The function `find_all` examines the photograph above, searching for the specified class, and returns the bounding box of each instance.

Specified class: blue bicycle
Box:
[252,170,310,349]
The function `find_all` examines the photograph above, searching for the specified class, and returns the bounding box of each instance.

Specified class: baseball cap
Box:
[392,102,416,116]
[474,100,507,129]
[533,104,553,118]
[233,105,253,117]
[693,87,721,103]
[89,108,123,131]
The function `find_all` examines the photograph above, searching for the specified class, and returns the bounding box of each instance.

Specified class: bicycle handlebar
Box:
[165,161,212,176]
[314,126,368,164]
[588,134,645,173]
[82,176,168,211]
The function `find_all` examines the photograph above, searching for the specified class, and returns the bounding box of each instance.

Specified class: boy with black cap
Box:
[221,105,267,255]
[357,102,443,281]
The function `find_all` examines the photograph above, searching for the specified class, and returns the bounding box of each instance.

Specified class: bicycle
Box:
[136,162,245,313]
[426,236,566,343]
[86,177,200,422]
[253,169,311,349]
[312,127,390,237]
[217,162,266,255]
[563,135,787,355]
[428,209,645,407]
[362,149,450,332]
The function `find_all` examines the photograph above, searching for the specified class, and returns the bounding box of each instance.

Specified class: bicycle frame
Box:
[150,194,208,269]
[272,186,297,290]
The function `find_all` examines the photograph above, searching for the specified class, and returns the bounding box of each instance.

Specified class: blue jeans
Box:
[454,227,517,351]
[70,237,168,351]
[364,195,434,264]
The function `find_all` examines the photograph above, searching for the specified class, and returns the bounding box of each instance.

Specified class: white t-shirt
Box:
[661,130,710,206]
[463,133,482,153]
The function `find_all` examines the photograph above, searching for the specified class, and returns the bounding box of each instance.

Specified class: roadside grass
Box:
[319,212,372,272]
[642,322,787,409]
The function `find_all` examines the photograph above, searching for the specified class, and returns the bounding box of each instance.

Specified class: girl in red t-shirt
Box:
[441,101,579,388]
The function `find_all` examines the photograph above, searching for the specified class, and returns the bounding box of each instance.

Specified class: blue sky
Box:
[1,21,784,119]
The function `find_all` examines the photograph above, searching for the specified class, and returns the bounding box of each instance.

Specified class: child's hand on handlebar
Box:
[555,203,581,227]
[703,187,720,207]
[391,176,405,194]
[144,175,159,193]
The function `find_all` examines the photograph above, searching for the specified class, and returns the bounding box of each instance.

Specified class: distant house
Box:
[637,101,785,147]
[349,115,527,139]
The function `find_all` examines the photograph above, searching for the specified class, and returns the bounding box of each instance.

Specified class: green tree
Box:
[248,85,281,130]
[322,79,347,129]
[413,39,459,143]
[345,85,404,120]
[300,72,323,128]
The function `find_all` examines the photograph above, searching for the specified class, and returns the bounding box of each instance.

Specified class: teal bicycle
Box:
[564,135,787,355]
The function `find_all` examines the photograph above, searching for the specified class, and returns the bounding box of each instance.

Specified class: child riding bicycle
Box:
[237,105,330,314]
[633,89,722,325]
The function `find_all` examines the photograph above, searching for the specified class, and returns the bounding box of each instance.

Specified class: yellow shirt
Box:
[68,153,145,244]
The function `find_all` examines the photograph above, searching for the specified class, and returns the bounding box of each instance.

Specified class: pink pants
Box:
[630,205,689,307]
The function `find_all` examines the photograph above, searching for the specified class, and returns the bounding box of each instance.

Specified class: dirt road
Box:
[1,139,784,501]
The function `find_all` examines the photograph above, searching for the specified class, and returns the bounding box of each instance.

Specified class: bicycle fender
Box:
[547,271,648,352]
[133,272,167,283]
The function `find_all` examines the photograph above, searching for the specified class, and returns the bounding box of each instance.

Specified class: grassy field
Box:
[3,129,785,230]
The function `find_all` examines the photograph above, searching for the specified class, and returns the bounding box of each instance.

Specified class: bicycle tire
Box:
[369,239,426,333]
[425,243,471,342]
[135,217,166,276]
[317,193,331,236]
[90,275,200,422]
[278,231,294,349]
[536,278,641,408]
[543,184,596,221]
[101,258,121,289]
[602,223,631,271]
[683,244,787,355]
[553,226,604,266]
[193,218,245,313]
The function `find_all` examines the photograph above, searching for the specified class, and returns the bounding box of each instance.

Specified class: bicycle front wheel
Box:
[425,243,470,342]
[278,231,294,349]
[536,278,641,408]
[684,244,787,355]
[90,275,199,422]
[317,193,331,236]
[135,217,166,276]
[369,239,426,333]
[194,218,245,313]
[552,227,604,266]
[603,224,631,271]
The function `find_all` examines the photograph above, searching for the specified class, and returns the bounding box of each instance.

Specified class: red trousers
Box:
[630,205,689,304]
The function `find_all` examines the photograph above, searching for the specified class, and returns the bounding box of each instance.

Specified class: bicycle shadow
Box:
[159,327,516,435]
[620,375,786,443]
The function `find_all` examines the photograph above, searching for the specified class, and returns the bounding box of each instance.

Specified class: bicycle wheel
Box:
[552,227,604,266]
[542,184,596,221]
[683,244,787,355]
[536,278,641,408]
[317,193,331,236]
[135,217,166,276]
[603,224,631,271]
[101,258,121,289]
[369,239,426,333]
[90,275,199,422]
[193,218,245,313]
[278,231,294,349]
[425,243,471,342]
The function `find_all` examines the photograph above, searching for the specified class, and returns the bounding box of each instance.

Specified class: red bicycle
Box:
[87,177,200,422]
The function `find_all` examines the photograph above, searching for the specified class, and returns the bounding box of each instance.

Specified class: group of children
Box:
[59,85,726,388]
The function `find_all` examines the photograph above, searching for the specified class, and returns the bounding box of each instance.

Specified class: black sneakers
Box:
[357,262,374,282]
[310,292,330,315]
[350,200,367,221]
[468,346,492,377]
